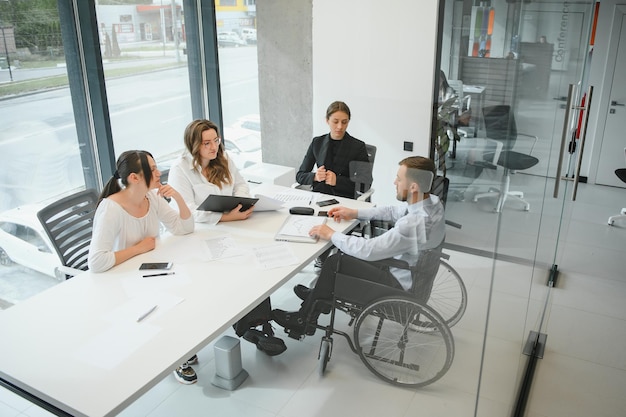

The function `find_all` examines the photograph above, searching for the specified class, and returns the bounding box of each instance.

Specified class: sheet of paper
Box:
[270,189,315,206]
[75,321,160,370]
[148,236,212,264]
[253,194,285,211]
[103,292,185,325]
[203,236,246,260]
[253,243,299,269]
[278,215,326,237]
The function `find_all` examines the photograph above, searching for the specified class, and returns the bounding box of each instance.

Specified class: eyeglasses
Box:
[201,137,221,147]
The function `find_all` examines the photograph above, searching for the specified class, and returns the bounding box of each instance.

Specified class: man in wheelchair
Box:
[272,156,445,339]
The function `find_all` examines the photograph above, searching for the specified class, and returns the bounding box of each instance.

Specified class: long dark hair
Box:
[183,119,232,189]
[98,150,154,206]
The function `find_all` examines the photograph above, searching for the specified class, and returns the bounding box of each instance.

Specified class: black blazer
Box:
[296,133,369,198]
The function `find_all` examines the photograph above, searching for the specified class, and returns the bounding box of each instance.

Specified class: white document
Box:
[253,194,285,211]
[275,215,326,243]
[253,242,299,269]
[203,236,246,260]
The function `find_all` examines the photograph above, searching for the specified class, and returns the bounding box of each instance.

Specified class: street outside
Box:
[0,44,261,307]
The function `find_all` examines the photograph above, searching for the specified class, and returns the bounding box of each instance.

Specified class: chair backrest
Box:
[447,79,471,112]
[482,105,517,151]
[349,160,374,200]
[365,143,377,163]
[349,143,377,200]
[36,189,99,274]
[409,243,444,304]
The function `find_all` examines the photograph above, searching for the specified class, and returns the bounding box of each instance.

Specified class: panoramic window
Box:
[0,0,84,305]
[0,1,262,308]
[215,0,261,170]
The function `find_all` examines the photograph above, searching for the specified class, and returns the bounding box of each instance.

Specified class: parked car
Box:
[222,127,262,169]
[231,114,261,135]
[0,203,65,280]
[239,28,257,44]
[218,32,247,48]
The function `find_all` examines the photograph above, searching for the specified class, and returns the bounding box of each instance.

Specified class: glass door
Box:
[436,0,596,414]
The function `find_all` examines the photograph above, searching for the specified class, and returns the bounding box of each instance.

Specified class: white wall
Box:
[312,0,440,204]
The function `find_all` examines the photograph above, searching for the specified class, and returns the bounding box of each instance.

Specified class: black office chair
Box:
[608,147,626,226]
[36,189,99,278]
[473,105,539,212]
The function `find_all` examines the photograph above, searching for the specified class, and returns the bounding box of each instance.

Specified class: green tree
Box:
[0,0,62,53]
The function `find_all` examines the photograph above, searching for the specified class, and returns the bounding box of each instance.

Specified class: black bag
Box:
[233,297,286,356]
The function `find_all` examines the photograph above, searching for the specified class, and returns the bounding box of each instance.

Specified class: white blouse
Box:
[166,152,250,225]
[88,191,195,273]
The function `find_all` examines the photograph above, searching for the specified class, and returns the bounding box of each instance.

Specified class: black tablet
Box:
[197,195,259,212]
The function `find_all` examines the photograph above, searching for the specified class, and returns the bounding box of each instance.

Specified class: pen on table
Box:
[142,272,176,278]
[136,305,158,323]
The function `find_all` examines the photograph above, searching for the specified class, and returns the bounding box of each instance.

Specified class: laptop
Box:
[197,195,259,212]
[274,215,326,243]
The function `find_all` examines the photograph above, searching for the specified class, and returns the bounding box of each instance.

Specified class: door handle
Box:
[572,85,594,201]
[554,84,575,198]
[611,101,624,106]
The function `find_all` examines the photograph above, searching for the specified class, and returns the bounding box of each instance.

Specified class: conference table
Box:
[0,184,371,417]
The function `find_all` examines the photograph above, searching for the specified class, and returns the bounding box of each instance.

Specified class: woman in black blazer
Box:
[296,101,370,198]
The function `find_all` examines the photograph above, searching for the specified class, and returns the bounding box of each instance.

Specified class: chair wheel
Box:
[318,338,332,376]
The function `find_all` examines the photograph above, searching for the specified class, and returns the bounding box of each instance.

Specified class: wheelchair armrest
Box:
[356,187,375,202]
[367,257,411,270]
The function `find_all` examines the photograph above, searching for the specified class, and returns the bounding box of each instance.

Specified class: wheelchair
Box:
[304,244,463,388]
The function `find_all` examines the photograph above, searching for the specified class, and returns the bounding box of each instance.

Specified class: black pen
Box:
[137,305,158,322]
[142,272,176,278]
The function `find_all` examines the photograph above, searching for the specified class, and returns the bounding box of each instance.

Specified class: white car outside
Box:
[231,114,261,135]
[222,127,262,169]
[0,203,64,280]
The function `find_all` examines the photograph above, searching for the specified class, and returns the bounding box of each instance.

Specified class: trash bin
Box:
[0,56,7,69]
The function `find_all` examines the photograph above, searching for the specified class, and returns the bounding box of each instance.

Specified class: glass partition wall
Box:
[437,0,596,414]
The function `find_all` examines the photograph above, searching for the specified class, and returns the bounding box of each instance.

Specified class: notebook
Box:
[275,215,327,243]
[197,195,259,212]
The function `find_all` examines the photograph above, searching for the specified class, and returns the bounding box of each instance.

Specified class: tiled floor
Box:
[2,109,626,416]
[2,178,625,417]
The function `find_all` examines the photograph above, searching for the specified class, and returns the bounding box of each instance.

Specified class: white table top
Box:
[0,185,370,417]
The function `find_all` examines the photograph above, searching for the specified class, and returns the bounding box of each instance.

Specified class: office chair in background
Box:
[36,189,99,278]
[473,105,539,212]
[447,79,473,138]
[608,147,626,226]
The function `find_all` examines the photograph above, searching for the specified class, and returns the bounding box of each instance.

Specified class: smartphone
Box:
[139,262,173,270]
[317,198,339,207]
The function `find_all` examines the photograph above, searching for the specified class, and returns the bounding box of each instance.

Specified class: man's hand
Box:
[327,206,357,222]
[309,224,334,240]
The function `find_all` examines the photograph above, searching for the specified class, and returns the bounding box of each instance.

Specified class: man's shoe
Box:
[185,354,198,366]
[272,309,316,339]
[293,284,332,313]
[173,364,198,385]
[313,257,324,269]
[294,284,311,301]
[243,329,287,356]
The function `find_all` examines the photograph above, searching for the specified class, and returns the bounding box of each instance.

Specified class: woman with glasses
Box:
[168,119,253,226]
[167,120,266,385]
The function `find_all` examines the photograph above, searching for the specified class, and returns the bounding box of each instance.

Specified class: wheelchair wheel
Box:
[318,338,332,376]
[354,296,454,388]
[428,259,467,328]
